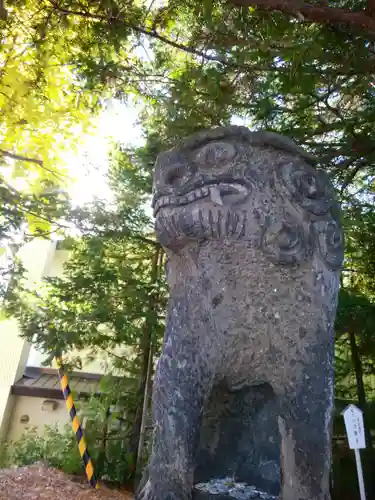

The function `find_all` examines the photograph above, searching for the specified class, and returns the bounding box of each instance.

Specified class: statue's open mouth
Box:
[153,182,249,217]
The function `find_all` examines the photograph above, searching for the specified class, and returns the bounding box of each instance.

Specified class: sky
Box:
[65,99,144,206]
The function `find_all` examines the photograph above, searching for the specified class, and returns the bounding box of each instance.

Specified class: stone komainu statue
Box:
[137,126,344,500]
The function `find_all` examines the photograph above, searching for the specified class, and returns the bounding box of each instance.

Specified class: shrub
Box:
[1,395,143,484]
[4,425,82,474]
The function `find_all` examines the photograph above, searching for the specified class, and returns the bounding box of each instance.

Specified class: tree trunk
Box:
[348,331,373,449]
[96,407,110,479]
[126,248,160,486]
[136,339,153,472]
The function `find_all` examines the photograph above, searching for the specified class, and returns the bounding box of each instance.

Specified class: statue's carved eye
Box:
[261,219,312,266]
[277,162,333,215]
[195,142,236,167]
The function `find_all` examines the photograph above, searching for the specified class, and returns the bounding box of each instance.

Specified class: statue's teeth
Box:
[209,186,223,206]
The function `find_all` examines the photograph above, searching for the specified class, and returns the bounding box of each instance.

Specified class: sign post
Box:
[342,404,366,500]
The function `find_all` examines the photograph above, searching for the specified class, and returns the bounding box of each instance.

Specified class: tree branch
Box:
[43,1,303,72]
[76,224,160,248]
[47,0,375,75]
[0,148,71,180]
[229,0,375,38]
[47,1,231,65]
[367,0,375,17]
[0,148,43,166]
[122,232,160,247]
[340,159,369,193]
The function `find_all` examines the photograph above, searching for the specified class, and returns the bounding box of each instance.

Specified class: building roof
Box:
[11,366,103,400]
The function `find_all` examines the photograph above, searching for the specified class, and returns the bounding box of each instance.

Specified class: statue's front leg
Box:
[137,312,215,500]
[278,343,334,500]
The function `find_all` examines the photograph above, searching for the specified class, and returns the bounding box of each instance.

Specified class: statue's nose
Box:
[154,151,192,192]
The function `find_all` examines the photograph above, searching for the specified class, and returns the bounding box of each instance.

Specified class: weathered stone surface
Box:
[192,479,277,500]
[137,126,343,500]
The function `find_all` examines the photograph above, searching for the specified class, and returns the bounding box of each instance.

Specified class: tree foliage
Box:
[0,0,100,180]
[335,289,375,399]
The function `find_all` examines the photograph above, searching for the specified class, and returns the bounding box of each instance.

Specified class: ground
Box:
[0,463,133,500]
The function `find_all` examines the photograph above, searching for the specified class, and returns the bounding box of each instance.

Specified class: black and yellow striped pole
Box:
[55,357,99,489]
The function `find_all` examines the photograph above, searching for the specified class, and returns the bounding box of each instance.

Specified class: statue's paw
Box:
[136,479,189,500]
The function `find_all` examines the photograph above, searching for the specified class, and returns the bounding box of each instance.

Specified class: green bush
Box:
[0,395,141,484]
[3,425,82,474]
[0,440,10,468]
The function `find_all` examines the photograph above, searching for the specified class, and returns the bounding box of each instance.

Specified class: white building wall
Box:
[7,395,70,443]
[0,239,56,440]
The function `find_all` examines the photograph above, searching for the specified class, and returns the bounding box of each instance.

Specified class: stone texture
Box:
[192,479,277,500]
[136,126,344,500]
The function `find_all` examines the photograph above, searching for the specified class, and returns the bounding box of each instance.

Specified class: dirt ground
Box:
[0,463,134,500]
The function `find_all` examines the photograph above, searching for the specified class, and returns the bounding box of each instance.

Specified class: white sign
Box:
[342,404,366,449]
[342,404,367,500]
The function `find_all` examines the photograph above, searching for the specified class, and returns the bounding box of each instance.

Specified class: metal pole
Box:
[55,357,99,489]
[354,448,366,500]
